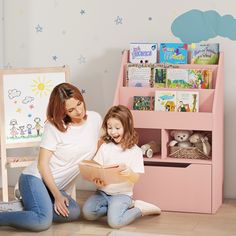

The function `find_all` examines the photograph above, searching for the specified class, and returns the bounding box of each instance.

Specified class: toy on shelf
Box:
[169,130,193,148]
[141,141,160,158]
[189,132,211,156]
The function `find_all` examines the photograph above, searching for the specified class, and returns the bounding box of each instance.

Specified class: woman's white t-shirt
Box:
[94,142,144,196]
[23,111,102,190]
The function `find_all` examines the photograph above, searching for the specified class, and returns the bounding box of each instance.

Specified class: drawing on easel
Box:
[1,69,68,144]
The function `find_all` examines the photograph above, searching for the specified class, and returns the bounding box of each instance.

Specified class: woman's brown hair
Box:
[47,83,86,132]
[101,105,138,150]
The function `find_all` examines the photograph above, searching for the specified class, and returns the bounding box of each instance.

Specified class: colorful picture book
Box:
[166,69,189,88]
[133,96,154,111]
[155,91,176,112]
[153,67,167,88]
[129,43,158,63]
[126,63,153,87]
[155,90,199,112]
[159,43,188,64]
[166,68,212,89]
[188,69,212,89]
[176,91,199,112]
[190,43,219,65]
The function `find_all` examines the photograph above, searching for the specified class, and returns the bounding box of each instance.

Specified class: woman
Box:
[0,83,102,231]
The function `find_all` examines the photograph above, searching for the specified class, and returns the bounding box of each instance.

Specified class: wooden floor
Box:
[1,188,236,236]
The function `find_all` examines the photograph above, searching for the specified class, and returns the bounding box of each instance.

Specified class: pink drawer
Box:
[133,163,212,213]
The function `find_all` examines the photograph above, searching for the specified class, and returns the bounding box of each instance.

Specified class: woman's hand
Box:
[93,177,105,187]
[54,193,70,217]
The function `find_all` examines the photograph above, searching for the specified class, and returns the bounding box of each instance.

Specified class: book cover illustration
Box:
[126,64,153,87]
[188,69,212,89]
[159,43,188,64]
[166,68,189,88]
[155,91,176,112]
[79,160,126,185]
[133,96,154,111]
[176,91,199,112]
[129,43,158,63]
[190,43,219,65]
[153,67,167,88]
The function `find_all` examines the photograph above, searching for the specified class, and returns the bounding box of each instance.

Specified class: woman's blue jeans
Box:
[82,190,142,229]
[0,174,80,231]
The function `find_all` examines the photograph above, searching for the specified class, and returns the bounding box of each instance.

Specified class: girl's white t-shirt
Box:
[94,142,144,196]
[23,111,102,190]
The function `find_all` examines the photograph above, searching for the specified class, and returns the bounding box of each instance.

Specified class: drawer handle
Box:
[144,161,191,168]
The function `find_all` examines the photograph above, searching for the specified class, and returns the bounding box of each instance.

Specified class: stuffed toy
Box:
[189,132,211,156]
[169,130,193,148]
[141,141,160,158]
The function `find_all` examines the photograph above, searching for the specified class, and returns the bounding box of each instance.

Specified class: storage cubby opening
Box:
[135,128,162,159]
[166,129,212,161]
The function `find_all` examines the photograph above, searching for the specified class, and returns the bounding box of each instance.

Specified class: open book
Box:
[79,160,127,185]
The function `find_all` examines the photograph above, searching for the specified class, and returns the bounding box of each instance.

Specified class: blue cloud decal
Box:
[171,9,236,43]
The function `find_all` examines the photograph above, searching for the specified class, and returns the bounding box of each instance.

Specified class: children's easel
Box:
[0,66,69,201]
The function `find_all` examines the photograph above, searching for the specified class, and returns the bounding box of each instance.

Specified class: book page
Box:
[79,161,125,185]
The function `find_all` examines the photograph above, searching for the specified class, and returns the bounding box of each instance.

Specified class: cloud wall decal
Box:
[171,9,236,43]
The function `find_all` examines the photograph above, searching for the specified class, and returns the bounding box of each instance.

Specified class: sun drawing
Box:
[32,76,53,97]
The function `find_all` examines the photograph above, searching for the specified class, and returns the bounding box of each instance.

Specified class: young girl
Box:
[82,105,161,229]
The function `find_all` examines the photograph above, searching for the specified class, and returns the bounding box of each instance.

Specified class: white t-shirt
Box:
[94,142,144,196]
[23,111,102,191]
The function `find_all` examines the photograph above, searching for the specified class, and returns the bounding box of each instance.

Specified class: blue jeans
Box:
[0,174,80,231]
[82,190,142,229]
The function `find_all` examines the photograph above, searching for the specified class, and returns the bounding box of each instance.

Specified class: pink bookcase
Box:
[113,50,224,213]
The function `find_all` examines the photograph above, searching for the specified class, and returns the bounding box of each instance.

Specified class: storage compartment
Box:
[166,129,212,160]
[133,164,212,213]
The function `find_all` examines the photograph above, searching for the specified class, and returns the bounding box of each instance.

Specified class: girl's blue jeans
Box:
[82,190,142,229]
[0,174,80,231]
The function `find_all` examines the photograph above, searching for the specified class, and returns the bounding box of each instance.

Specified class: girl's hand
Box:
[54,193,69,217]
[93,178,105,187]
[120,167,132,176]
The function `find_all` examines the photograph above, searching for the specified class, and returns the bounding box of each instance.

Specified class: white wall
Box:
[1,0,236,198]
[0,0,3,67]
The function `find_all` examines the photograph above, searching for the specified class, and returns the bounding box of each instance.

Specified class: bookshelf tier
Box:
[113,50,224,214]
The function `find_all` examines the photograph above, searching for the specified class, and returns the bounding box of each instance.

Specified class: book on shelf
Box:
[166,68,189,88]
[159,43,188,64]
[190,43,219,65]
[153,67,167,88]
[129,43,158,63]
[154,91,177,112]
[126,63,153,87]
[188,69,212,89]
[133,96,154,111]
[154,90,199,112]
[165,68,213,89]
[79,160,126,185]
[176,91,199,112]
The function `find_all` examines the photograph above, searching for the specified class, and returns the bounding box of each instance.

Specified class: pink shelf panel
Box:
[131,110,213,131]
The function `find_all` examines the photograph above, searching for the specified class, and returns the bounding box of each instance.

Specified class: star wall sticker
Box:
[62,30,67,35]
[80,9,86,15]
[81,89,86,94]
[114,16,123,25]
[52,55,58,61]
[35,24,43,32]
[78,55,86,64]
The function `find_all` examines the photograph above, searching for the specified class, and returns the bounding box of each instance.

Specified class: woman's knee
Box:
[28,216,53,232]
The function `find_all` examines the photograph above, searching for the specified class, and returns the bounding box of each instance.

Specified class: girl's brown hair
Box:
[101,105,138,150]
[47,83,86,132]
